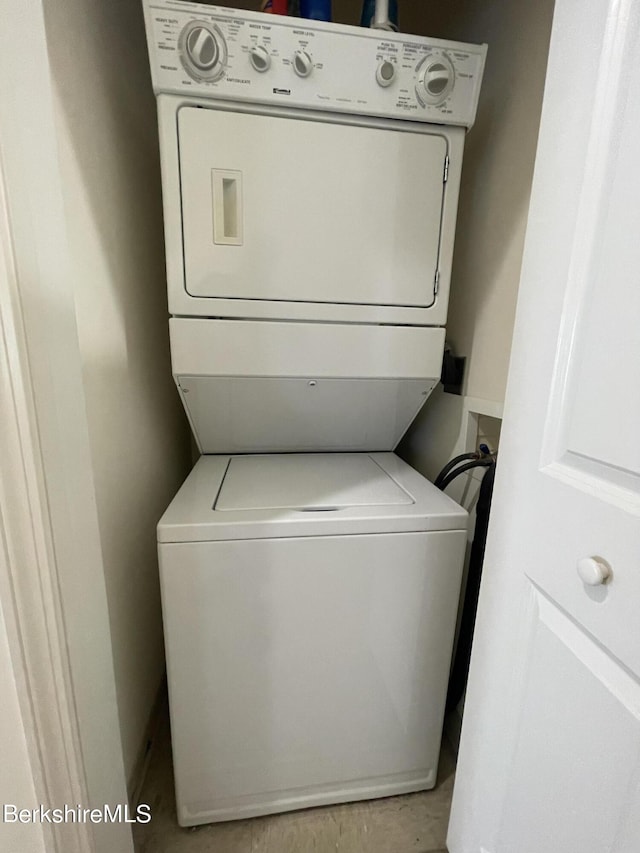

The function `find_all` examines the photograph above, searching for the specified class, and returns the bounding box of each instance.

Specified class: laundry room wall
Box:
[42,0,192,787]
[424,0,556,404]
[398,0,555,481]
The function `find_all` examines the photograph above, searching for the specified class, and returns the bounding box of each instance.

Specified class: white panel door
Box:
[178,107,447,307]
[449,2,640,852]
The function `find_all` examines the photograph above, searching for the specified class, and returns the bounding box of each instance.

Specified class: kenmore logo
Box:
[273,87,291,95]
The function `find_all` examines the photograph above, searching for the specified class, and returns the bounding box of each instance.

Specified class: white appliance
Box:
[159,453,467,825]
[143,0,486,827]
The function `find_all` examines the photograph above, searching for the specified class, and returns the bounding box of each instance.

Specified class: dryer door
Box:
[178,107,447,308]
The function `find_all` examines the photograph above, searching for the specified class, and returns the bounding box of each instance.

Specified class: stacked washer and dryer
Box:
[143,1,486,828]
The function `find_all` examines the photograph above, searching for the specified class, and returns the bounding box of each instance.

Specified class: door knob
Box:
[577,556,611,586]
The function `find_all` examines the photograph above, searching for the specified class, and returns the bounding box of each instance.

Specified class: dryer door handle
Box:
[212,169,243,246]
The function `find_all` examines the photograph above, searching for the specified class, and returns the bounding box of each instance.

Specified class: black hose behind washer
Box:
[433,451,479,489]
[438,458,494,491]
[434,452,496,713]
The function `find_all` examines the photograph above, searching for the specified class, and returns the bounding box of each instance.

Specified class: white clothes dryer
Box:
[143,4,487,329]
[142,3,487,453]
[158,453,467,826]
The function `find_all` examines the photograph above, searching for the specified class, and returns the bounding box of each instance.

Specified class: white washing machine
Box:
[158,453,467,825]
[143,1,486,827]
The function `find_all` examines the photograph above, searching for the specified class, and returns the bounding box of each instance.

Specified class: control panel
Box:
[143,1,486,128]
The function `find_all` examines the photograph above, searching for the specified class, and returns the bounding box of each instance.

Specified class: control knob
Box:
[179,21,227,82]
[417,53,455,105]
[249,45,271,73]
[293,50,314,78]
[376,59,396,88]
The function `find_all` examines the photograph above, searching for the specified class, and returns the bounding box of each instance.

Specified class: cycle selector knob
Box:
[417,53,455,105]
[293,50,314,78]
[376,60,396,87]
[249,45,271,72]
[179,21,227,81]
[185,26,218,70]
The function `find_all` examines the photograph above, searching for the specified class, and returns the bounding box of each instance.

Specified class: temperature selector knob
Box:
[249,45,271,73]
[179,21,227,82]
[417,52,455,105]
[293,50,314,78]
[376,60,396,88]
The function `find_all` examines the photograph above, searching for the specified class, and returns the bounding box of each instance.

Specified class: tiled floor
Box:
[134,709,454,853]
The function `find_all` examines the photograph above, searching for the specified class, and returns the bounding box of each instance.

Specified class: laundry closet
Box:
[10,0,555,846]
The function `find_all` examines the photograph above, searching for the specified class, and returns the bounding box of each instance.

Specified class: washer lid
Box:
[158,453,468,543]
[215,454,413,512]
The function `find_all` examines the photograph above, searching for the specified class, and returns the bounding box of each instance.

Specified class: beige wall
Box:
[421,0,555,403]
[43,0,192,784]
[401,0,554,481]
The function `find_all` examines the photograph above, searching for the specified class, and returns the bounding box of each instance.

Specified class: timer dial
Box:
[417,52,455,105]
[179,21,227,82]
